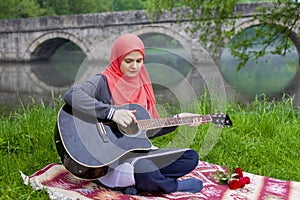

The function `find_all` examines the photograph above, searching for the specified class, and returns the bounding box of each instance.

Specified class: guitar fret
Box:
[145,120,151,129]
[139,120,147,130]
[137,114,221,130]
[167,118,175,126]
[151,120,157,128]
[159,119,165,127]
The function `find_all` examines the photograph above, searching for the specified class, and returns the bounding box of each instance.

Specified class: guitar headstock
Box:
[211,113,232,128]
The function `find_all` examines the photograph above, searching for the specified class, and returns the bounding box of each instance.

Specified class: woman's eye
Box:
[124,59,143,64]
[124,59,132,64]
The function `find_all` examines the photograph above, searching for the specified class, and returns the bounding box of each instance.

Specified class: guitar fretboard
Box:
[136,115,212,130]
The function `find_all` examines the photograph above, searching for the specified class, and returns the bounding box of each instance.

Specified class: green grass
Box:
[0,99,63,199]
[153,94,300,182]
[0,95,300,199]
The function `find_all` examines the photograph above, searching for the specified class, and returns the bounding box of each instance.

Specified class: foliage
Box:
[0,0,43,19]
[37,0,113,16]
[147,0,300,70]
[0,0,112,19]
[220,26,298,96]
[111,0,148,11]
[0,0,150,20]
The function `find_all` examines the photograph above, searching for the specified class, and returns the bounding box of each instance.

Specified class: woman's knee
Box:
[134,158,157,174]
[184,149,199,168]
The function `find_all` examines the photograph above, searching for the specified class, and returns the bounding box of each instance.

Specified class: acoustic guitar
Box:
[54,103,232,179]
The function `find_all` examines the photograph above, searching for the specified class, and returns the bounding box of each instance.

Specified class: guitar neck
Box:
[136,115,212,130]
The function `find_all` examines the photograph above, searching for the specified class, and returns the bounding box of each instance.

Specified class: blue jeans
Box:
[133,149,199,193]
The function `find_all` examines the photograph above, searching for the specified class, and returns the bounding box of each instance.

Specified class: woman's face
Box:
[120,51,144,77]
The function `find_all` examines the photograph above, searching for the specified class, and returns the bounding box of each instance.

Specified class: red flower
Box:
[238,177,246,188]
[214,167,251,190]
[234,167,243,178]
[243,176,251,184]
[229,179,240,190]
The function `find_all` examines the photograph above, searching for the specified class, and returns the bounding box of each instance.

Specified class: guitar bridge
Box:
[96,122,109,143]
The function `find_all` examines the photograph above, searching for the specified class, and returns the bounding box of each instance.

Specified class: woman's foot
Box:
[176,178,203,193]
[122,186,138,195]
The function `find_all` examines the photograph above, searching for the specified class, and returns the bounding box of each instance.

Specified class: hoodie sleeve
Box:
[63,74,115,120]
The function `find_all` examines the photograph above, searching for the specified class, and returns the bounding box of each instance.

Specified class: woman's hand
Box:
[176,113,205,127]
[112,109,136,127]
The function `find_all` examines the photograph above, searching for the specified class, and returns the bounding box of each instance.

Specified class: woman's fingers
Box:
[112,109,136,127]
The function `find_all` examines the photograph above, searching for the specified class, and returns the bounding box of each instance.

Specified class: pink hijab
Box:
[102,34,160,118]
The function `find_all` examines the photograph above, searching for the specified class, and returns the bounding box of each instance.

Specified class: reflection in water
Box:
[141,33,194,91]
[145,48,191,90]
[0,35,204,106]
[30,35,194,90]
[220,26,298,97]
[1,34,202,106]
[31,51,86,87]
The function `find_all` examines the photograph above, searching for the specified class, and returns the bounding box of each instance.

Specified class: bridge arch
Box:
[133,26,194,61]
[233,18,300,64]
[23,32,90,61]
[132,27,226,106]
[76,27,226,105]
[22,32,90,92]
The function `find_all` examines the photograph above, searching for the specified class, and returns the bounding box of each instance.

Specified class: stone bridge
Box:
[1,3,300,106]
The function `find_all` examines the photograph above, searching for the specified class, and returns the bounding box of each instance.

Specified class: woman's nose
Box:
[132,61,138,69]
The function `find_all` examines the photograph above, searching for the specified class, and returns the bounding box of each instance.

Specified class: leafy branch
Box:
[147,1,300,71]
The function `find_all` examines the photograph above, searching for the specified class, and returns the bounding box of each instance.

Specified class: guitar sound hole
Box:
[118,122,139,136]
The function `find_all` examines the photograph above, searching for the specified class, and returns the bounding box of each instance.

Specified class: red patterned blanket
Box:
[21,161,300,200]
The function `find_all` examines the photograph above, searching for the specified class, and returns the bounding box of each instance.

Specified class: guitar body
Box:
[54,103,153,180]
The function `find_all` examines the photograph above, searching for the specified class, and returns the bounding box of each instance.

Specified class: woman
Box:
[64,33,203,195]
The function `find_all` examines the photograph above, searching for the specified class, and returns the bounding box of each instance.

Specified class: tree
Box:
[68,0,112,14]
[147,0,300,70]
[0,0,151,20]
[0,0,42,19]
[111,0,148,11]
[38,0,112,16]
[0,0,113,19]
